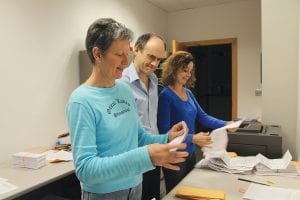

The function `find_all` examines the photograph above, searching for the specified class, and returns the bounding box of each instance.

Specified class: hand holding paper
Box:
[201,119,244,156]
[169,121,188,151]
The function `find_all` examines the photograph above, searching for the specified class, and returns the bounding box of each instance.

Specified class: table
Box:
[0,161,79,200]
[162,168,300,200]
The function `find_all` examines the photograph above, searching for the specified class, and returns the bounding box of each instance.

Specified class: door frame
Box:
[172,38,237,120]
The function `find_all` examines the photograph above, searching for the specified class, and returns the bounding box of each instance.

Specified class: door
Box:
[172,39,237,120]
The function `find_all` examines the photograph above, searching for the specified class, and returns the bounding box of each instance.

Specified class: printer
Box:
[227,121,282,158]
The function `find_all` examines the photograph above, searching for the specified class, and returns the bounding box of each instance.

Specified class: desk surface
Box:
[0,161,75,200]
[163,168,300,200]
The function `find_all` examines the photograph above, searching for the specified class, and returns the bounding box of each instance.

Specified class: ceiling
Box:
[145,0,247,12]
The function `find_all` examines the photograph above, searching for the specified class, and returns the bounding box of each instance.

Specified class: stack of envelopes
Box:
[175,186,226,200]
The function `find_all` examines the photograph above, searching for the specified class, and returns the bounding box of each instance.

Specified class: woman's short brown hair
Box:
[161,51,196,88]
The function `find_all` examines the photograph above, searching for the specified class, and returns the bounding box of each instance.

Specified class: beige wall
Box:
[0,0,167,162]
[298,0,300,160]
[167,0,262,120]
[262,0,299,158]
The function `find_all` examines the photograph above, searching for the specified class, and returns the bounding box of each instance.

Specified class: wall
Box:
[262,0,299,157]
[0,0,167,162]
[298,1,300,160]
[167,0,261,120]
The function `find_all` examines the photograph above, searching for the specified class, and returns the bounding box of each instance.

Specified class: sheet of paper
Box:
[216,119,244,131]
[243,183,300,200]
[0,181,18,195]
[201,120,243,156]
[46,150,73,162]
[169,121,188,151]
[202,129,228,156]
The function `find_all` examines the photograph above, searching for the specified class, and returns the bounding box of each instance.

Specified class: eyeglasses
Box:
[146,54,165,63]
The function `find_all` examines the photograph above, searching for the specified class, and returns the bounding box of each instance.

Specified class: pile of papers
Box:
[12,152,46,169]
[196,150,298,176]
[254,151,298,176]
[196,151,258,174]
[175,186,226,200]
[197,120,298,176]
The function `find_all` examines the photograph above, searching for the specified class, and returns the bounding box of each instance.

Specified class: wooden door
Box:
[172,39,237,120]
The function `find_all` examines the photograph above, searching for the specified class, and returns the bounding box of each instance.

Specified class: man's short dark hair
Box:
[134,33,166,52]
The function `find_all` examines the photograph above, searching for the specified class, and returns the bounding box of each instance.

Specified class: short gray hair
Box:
[85,18,133,64]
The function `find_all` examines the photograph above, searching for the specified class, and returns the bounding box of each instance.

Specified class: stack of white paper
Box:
[196,151,258,174]
[254,150,298,177]
[196,150,298,176]
[12,152,46,169]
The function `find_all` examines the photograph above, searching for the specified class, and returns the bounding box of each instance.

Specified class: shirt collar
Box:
[126,63,158,84]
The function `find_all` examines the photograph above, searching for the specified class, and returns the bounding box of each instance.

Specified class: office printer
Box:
[227,121,282,158]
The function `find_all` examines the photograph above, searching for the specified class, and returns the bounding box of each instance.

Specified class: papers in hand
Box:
[201,129,228,156]
[202,119,244,156]
[169,121,188,151]
[222,119,244,130]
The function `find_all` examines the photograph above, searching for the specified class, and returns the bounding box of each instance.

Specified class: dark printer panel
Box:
[227,122,282,158]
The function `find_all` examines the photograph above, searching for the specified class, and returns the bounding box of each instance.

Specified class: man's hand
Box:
[148,143,188,171]
[192,132,212,147]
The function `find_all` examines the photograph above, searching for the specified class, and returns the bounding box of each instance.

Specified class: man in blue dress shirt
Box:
[122,33,166,200]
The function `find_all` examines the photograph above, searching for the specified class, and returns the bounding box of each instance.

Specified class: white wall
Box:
[297,0,300,160]
[262,0,299,158]
[167,0,262,120]
[0,0,167,162]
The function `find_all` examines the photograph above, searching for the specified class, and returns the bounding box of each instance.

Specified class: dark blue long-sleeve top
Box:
[157,87,226,155]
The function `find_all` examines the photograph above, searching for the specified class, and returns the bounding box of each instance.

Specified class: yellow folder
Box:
[175,185,226,200]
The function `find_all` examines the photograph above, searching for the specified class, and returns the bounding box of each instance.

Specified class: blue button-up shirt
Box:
[121,63,159,134]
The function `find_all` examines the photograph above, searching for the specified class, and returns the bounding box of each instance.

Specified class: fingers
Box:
[167,142,187,151]
[172,121,182,131]
[163,163,180,171]
[192,133,212,147]
[202,132,210,136]
[174,129,185,137]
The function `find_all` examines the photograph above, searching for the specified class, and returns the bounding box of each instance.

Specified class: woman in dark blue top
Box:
[157,51,233,193]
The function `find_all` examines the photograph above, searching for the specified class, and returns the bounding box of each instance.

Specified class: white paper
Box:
[256,150,292,170]
[169,121,188,151]
[201,119,243,156]
[202,129,228,156]
[46,150,73,162]
[195,150,296,175]
[243,183,300,200]
[216,119,244,131]
[0,181,18,195]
